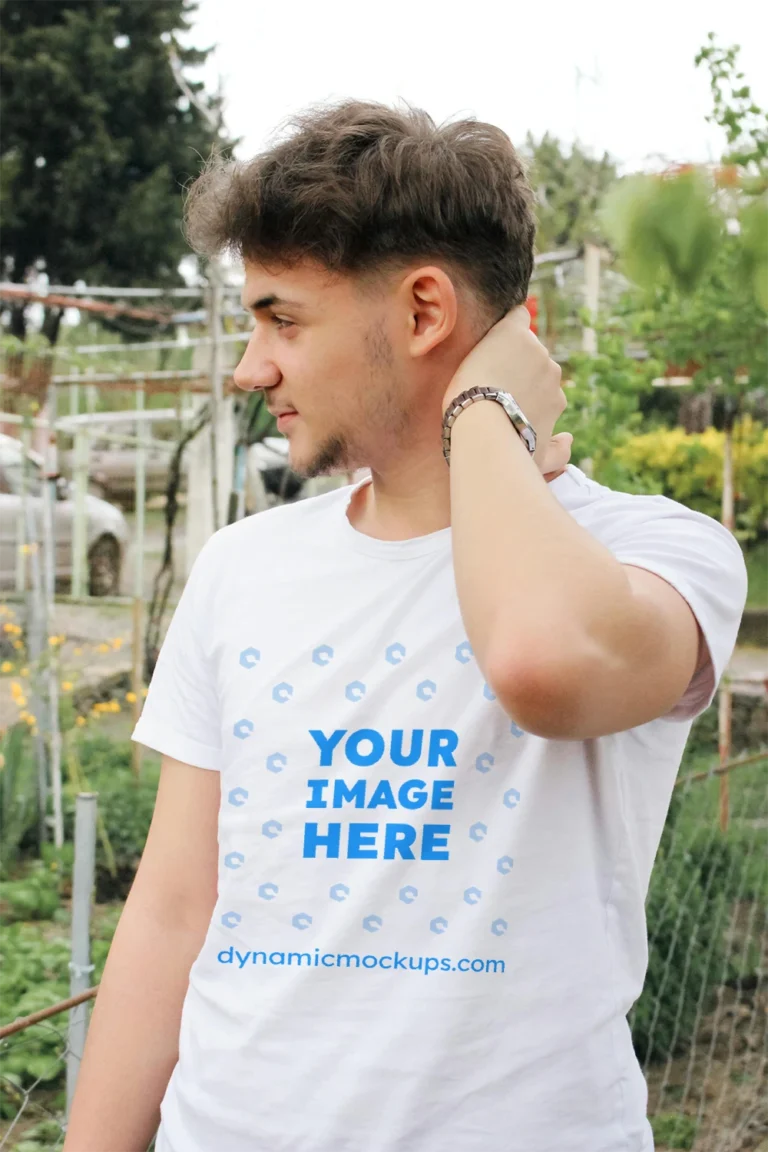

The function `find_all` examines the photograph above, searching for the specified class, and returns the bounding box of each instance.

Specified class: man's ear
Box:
[399,266,459,358]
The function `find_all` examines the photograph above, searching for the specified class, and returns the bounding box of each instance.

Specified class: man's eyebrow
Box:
[242,294,305,313]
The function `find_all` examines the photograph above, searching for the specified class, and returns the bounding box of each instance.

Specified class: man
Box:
[64,102,746,1152]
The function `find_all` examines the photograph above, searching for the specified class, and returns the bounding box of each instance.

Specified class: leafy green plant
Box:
[0,862,61,922]
[0,909,121,1125]
[559,311,661,483]
[651,1112,697,1150]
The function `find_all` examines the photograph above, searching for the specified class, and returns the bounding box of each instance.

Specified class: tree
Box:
[0,0,228,341]
[600,36,768,531]
[523,135,617,351]
[524,133,617,253]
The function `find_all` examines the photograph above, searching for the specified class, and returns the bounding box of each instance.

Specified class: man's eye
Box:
[272,316,294,330]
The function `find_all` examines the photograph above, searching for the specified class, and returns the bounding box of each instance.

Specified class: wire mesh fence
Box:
[2,754,766,1149]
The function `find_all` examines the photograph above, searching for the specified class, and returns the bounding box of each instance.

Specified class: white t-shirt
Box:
[133,466,746,1152]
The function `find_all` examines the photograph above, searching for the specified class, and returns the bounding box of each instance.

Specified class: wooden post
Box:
[718,682,732,833]
[721,423,735,533]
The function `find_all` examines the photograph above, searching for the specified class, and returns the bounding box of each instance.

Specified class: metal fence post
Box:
[66,792,98,1122]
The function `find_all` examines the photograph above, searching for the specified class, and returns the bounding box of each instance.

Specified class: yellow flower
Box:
[13,641,24,650]
[1,661,13,673]
[48,635,61,648]
[10,681,22,697]
[3,623,14,634]
[18,710,29,721]
[96,643,109,654]
[20,667,28,677]
[112,637,124,650]
[61,681,73,692]
[126,691,137,704]
[75,715,86,727]
[111,700,121,713]
[16,696,27,709]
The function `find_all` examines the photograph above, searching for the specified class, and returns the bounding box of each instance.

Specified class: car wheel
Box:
[88,535,121,597]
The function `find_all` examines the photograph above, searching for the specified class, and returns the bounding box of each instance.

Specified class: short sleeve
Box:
[131,542,222,770]
[599,494,747,721]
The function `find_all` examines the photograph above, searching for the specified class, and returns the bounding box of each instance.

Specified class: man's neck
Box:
[346,448,451,542]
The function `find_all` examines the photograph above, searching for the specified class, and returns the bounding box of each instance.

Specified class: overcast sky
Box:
[182,0,767,173]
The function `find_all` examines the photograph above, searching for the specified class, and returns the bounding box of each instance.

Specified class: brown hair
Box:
[185,100,536,317]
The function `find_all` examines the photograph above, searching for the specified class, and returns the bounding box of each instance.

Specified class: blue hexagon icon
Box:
[272,682,294,704]
[483,683,497,702]
[464,887,482,905]
[266,752,287,774]
[510,721,525,738]
[416,679,437,702]
[292,913,313,931]
[239,646,261,669]
[475,752,495,774]
[491,918,508,937]
[399,885,418,904]
[233,718,254,740]
[261,820,282,839]
[385,643,406,666]
[258,883,278,901]
[430,916,448,935]
[497,855,514,875]
[362,914,383,933]
[221,911,241,929]
[312,644,334,666]
[228,786,249,807]
[345,681,366,703]
[224,851,245,870]
[330,883,350,902]
[503,788,521,810]
[469,822,488,842]
[455,640,473,665]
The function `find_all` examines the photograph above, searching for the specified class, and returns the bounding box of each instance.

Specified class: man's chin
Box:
[290,434,351,480]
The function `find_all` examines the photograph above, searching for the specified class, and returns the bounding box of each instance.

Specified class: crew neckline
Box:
[339,476,452,559]
[337,466,586,560]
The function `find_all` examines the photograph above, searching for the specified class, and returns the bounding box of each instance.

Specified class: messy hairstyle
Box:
[185,100,536,318]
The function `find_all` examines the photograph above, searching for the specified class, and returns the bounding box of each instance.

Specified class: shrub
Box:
[612,417,768,542]
[62,735,159,900]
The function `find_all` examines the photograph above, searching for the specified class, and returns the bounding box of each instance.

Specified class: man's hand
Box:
[444,305,568,473]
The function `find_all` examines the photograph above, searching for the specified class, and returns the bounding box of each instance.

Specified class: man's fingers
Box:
[542,432,573,482]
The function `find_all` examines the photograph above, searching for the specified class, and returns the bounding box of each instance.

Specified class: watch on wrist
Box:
[441,386,537,465]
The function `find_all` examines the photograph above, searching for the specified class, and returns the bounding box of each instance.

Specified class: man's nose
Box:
[233,336,281,393]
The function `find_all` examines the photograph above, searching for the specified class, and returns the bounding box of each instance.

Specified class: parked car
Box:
[61,435,176,508]
[0,434,129,596]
